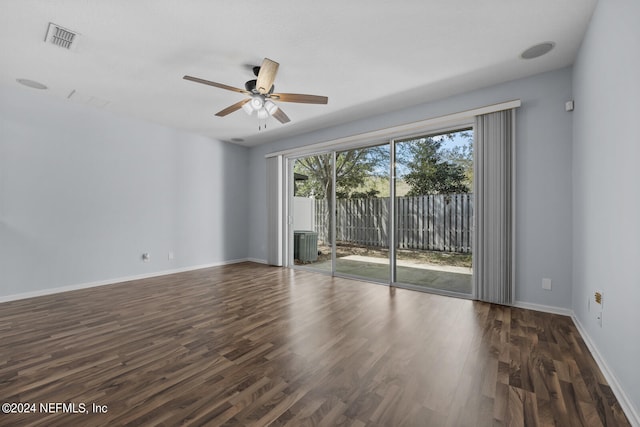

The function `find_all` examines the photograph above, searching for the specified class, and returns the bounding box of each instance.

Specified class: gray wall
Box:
[0,84,249,298]
[248,68,574,310]
[572,0,640,417]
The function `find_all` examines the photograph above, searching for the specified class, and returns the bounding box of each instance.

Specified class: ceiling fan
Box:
[183,58,328,125]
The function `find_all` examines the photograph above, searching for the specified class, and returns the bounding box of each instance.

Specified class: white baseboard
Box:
[572,314,640,427]
[512,301,638,425]
[0,258,250,303]
[512,300,573,316]
[246,258,268,265]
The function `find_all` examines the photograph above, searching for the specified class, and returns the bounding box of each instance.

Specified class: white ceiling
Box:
[0,0,597,147]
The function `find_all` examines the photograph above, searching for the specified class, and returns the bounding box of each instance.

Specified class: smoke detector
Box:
[44,23,79,50]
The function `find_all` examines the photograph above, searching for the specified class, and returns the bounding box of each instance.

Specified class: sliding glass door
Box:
[290,153,334,272]
[393,129,473,296]
[288,128,473,297]
[334,144,390,283]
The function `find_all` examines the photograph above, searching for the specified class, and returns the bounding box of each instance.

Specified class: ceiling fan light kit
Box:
[249,95,264,111]
[265,100,278,115]
[241,101,254,115]
[256,108,269,120]
[183,57,328,130]
[239,96,280,129]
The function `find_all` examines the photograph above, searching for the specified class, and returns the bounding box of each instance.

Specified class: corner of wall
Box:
[570,0,640,422]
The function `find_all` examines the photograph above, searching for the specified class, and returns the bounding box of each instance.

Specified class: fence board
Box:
[312,193,473,253]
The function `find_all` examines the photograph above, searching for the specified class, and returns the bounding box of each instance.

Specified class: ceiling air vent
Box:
[44,23,79,50]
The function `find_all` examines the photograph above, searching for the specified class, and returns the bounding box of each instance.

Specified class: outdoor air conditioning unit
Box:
[294,231,318,263]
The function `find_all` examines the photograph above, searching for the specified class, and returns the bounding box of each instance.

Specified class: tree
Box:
[442,135,473,190]
[346,189,380,199]
[294,148,387,199]
[400,136,470,196]
[294,147,388,243]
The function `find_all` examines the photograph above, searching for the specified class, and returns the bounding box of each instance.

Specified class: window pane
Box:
[394,129,473,295]
[335,144,390,283]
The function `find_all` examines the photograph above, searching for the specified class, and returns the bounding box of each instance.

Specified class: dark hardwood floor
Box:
[0,262,631,426]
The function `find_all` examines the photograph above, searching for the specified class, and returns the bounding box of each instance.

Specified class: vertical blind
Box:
[266,155,283,266]
[473,109,515,304]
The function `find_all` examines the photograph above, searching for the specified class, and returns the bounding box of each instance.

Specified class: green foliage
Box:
[294,147,388,244]
[343,189,380,199]
[294,146,388,199]
[348,176,389,198]
[441,135,473,189]
[293,154,332,198]
[293,132,472,200]
[400,136,470,196]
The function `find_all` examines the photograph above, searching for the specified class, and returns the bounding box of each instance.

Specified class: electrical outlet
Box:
[596,312,603,327]
[565,100,575,111]
[542,278,552,290]
[168,251,174,260]
[594,290,603,307]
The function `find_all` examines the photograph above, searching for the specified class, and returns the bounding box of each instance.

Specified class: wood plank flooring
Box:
[0,262,631,426]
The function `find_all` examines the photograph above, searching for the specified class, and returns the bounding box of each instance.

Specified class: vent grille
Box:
[45,23,78,50]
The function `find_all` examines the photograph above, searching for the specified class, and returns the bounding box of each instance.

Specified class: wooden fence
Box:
[314,194,473,253]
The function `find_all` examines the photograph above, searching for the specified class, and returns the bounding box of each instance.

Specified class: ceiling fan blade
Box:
[271,108,291,124]
[256,58,279,94]
[183,75,249,94]
[271,93,328,104]
[215,99,250,117]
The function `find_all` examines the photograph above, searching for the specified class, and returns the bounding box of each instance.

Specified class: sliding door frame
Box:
[389,139,397,284]
[389,125,475,299]
[285,124,475,297]
[332,143,391,286]
[285,150,336,275]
